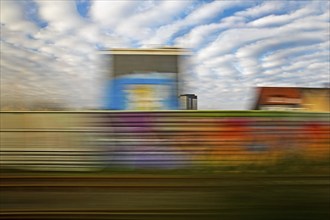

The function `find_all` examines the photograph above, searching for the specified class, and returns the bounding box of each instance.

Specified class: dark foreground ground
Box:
[1,170,329,220]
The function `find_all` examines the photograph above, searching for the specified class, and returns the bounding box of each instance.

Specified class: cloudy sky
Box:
[1,0,329,110]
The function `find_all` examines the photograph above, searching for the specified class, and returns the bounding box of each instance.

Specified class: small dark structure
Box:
[179,94,197,110]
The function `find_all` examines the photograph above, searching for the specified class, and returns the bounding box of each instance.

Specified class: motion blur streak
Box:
[1,111,329,219]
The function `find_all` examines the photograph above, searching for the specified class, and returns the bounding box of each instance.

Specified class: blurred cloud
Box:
[0,0,329,110]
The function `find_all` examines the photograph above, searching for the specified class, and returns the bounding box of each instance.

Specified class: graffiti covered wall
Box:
[1,111,329,170]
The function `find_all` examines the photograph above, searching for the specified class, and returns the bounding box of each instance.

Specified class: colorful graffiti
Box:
[93,111,330,168]
[106,73,178,110]
[1,111,329,170]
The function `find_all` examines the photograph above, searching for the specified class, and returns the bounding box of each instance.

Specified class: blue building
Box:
[101,48,189,110]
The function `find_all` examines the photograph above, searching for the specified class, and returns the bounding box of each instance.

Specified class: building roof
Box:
[180,94,197,98]
[99,47,191,55]
[253,87,302,109]
[252,86,330,110]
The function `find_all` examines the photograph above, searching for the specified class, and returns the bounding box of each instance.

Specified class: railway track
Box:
[1,174,329,220]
